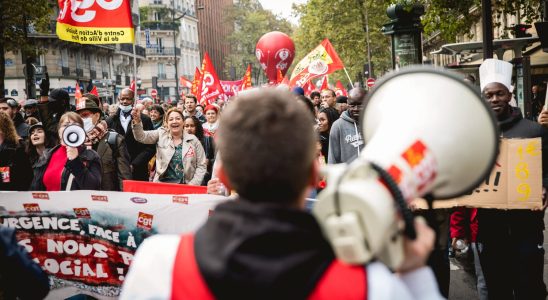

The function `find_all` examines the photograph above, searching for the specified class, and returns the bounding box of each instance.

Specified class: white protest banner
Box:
[0,191,227,299]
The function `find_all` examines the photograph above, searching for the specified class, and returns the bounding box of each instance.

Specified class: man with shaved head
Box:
[327,87,367,164]
[107,88,155,181]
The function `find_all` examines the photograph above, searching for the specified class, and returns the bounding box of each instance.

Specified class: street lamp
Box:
[171,3,204,102]
[171,4,187,103]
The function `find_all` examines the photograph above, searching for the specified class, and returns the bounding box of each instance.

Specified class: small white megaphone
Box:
[313,66,499,269]
[62,124,86,148]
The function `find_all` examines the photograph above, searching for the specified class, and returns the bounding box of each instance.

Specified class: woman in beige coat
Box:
[131,107,206,185]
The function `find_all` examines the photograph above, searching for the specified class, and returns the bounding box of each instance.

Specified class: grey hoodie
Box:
[327,110,364,164]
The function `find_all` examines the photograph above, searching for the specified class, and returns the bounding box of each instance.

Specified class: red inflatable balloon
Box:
[255,31,295,84]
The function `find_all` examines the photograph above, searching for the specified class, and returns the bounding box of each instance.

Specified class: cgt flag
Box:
[197,53,224,106]
[289,38,344,87]
[335,80,348,97]
[241,65,252,90]
[180,76,192,89]
[191,67,202,96]
[56,0,134,44]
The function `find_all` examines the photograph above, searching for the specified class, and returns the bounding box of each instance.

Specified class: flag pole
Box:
[343,67,353,87]
[133,27,138,102]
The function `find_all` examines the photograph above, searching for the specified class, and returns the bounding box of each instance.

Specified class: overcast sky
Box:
[258,0,308,24]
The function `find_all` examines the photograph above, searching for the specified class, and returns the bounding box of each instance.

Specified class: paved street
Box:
[448,210,548,299]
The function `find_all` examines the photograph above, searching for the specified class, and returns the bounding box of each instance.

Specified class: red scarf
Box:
[43,146,68,191]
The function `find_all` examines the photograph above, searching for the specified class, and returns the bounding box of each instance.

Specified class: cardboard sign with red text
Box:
[412,138,542,209]
[0,191,227,299]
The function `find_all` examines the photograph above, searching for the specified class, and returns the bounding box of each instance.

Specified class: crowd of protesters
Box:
[1,64,548,299]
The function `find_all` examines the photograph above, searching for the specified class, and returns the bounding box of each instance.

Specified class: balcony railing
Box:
[158,73,167,79]
[146,47,181,56]
[141,21,179,31]
[119,44,146,57]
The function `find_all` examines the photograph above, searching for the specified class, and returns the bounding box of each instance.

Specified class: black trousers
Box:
[478,209,547,300]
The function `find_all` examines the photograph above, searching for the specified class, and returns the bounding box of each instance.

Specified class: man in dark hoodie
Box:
[477,59,548,300]
[328,88,366,164]
[121,88,442,300]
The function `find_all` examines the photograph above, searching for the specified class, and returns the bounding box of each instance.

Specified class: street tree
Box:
[223,0,294,84]
[292,0,393,87]
[421,0,542,42]
[0,0,52,96]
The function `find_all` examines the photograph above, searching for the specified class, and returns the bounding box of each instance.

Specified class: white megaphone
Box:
[62,124,86,148]
[313,66,499,269]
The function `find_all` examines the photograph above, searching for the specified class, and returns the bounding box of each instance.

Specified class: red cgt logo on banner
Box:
[56,0,134,44]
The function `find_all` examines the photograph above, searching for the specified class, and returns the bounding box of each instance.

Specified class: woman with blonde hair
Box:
[132,107,206,185]
[0,112,32,190]
[30,112,102,191]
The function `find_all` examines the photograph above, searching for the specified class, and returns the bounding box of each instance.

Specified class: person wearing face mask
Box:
[30,112,102,191]
[77,94,132,191]
[132,108,206,185]
[106,88,156,181]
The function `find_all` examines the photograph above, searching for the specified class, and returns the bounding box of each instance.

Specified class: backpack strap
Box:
[171,234,215,300]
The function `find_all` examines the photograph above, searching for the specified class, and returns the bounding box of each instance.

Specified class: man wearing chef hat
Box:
[477,58,548,300]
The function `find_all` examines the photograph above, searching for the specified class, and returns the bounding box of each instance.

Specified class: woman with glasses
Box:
[30,112,102,191]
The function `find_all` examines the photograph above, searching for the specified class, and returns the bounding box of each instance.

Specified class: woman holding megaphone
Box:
[131,107,206,185]
[30,112,102,191]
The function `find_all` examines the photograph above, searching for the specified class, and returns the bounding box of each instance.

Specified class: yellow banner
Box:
[56,23,134,44]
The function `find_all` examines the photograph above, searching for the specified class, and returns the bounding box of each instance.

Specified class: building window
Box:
[61,48,68,67]
[158,63,165,78]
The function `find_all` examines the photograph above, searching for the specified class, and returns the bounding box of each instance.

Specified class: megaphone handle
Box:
[370,162,417,240]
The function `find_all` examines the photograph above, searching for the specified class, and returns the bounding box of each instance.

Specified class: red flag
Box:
[335,80,348,97]
[302,81,315,96]
[191,67,201,96]
[75,81,84,109]
[289,38,345,87]
[197,53,225,106]
[276,68,284,84]
[180,76,192,89]
[56,0,134,44]
[319,75,329,91]
[241,65,252,91]
[130,80,136,92]
[90,86,99,97]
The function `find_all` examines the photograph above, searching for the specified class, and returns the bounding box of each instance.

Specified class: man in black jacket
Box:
[107,88,155,181]
[477,59,548,300]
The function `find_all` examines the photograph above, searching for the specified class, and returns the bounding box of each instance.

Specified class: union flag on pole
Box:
[319,75,329,91]
[289,39,344,87]
[241,65,252,90]
[197,53,224,106]
[302,81,315,96]
[75,81,84,109]
[335,80,348,97]
[180,76,192,89]
[56,0,134,44]
[191,67,201,96]
[276,68,284,84]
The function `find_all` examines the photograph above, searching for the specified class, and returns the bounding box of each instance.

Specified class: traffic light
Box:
[514,24,532,38]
